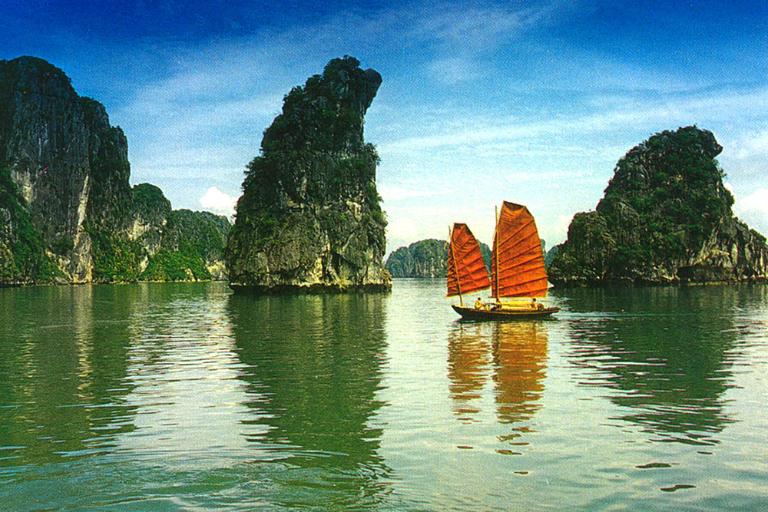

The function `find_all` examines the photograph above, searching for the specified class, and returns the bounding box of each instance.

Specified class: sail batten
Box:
[498,230,539,252]
[498,253,546,273]
[497,265,547,279]
[502,277,548,289]
[491,202,548,298]
[447,223,491,297]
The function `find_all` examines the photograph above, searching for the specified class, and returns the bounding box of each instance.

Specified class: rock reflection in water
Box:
[447,321,548,434]
[560,286,740,445]
[228,292,391,509]
[0,285,138,467]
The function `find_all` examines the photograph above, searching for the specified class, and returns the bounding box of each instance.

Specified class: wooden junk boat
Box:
[448,201,560,320]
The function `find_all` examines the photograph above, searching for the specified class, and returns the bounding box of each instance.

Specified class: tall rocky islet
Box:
[549,126,768,285]
[0,57,230,285]
[226,56,391,292]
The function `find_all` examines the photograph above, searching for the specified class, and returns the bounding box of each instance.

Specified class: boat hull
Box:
[452,305,560,320]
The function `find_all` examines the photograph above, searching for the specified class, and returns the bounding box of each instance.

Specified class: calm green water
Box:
[1,280,767,511]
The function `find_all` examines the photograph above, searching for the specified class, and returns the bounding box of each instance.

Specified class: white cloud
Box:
[738,188,768,214]
[427,57,480,85]
[731,129,768,159]
[199,187,238,218]
[379,183,453,202]
[729,187,768,237]
[554,214,574,243]
[408,1,571,52]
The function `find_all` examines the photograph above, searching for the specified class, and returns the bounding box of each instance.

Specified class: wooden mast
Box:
[494,205,499,302]
[449,225,463,306]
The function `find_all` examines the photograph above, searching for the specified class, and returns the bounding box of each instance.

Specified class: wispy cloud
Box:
[730,128,768,159]
[728,186,768,237]
[408,1,565,51]
[738,188,768,214]
[380,86,768,152]
[379,183,454,202]
[427,57,481,85]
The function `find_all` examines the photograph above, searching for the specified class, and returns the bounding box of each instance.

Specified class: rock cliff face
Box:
[0,56,230,285]
[386,239,492,278]
[226,56,390,292]
[549,126,768,285]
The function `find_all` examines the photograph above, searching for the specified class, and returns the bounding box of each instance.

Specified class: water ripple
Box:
[0,281,766,510]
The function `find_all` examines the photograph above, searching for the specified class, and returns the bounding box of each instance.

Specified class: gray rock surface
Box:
[226,56,390,292]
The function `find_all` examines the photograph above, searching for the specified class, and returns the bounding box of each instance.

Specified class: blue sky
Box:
[2,0,767,252]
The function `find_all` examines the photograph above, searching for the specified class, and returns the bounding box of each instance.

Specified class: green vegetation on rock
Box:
[88,228,143,282]
[141,209,230,281]
[140,250,210,281]
[164,210,230,263]
[549,126,768,285]
[132,183,172,222]
[226,56,391,292]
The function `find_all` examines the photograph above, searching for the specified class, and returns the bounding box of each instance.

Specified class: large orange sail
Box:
[491,202,548,298]
[447,223,491,297]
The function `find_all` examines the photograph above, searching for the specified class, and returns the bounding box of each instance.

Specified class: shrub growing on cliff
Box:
[88,229,143,282]
[140,250,210,281]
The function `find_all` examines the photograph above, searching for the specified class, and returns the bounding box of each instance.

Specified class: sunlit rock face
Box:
[226,56,391,293]
[549,126,768,286]
[0,57,230,285]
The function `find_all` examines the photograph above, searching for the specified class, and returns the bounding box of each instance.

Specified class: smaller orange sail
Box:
[447,223,491,297]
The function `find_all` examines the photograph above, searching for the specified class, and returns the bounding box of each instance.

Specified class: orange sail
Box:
[491,202,548,298]
[447,223,491,297]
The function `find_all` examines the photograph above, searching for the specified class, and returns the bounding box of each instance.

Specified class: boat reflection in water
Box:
[492,322,548,429]
[448,321,548,441]
[447,323,491,422]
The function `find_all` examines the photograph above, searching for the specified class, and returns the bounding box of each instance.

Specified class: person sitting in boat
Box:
[531,298,544,310]
[474,297,483,310]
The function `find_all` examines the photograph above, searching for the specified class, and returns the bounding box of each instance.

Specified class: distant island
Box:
[386,238,547,278]
[0,57,230,286]
[386,239,491,278]
[549,126,768,286]
[226,56,391,293]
